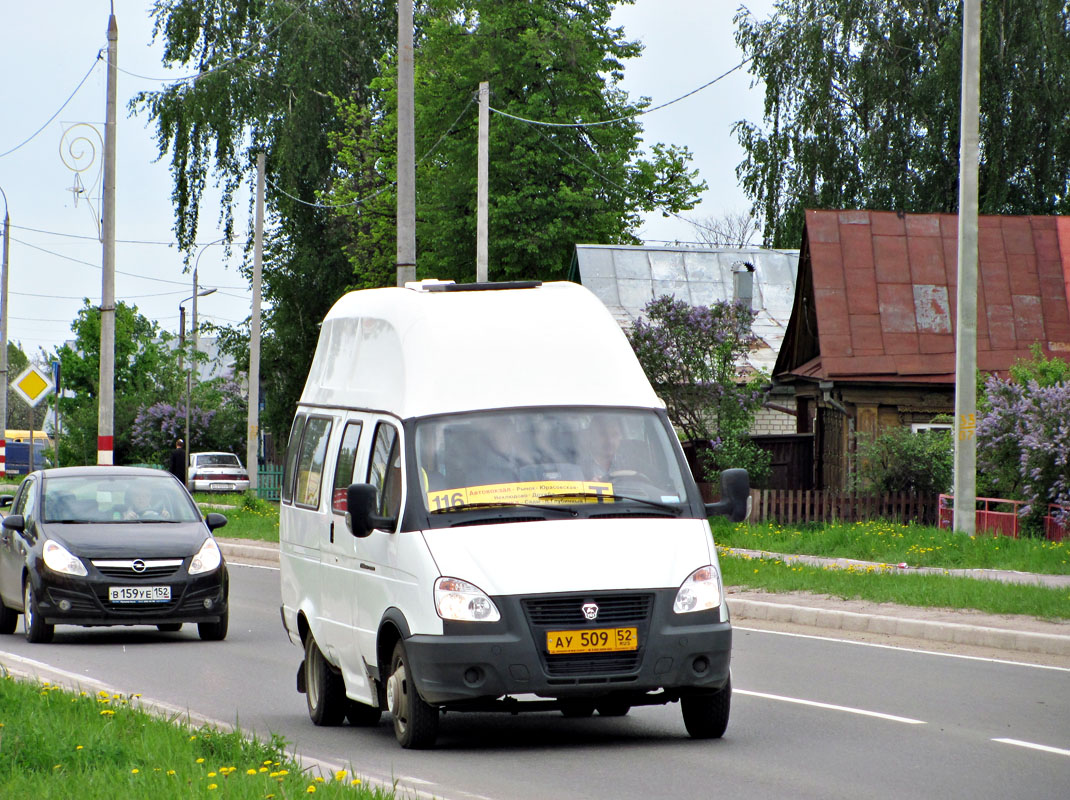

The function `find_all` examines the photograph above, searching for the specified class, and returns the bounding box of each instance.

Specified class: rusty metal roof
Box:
[774,210,1070,384]
[572,244,799,374]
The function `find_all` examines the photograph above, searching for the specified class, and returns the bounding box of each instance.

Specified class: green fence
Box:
[257,464,284,501]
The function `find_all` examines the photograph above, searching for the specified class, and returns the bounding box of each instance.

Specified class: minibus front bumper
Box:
[402,589,731,706]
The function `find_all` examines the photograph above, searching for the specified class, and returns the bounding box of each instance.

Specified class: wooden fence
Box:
[256,464,284,501]
[745,488,939,526]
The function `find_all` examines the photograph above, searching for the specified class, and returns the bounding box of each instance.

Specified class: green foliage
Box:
[627,294,770,485]
[53,302,186,466]
[852,424,953,495]
[734,0,1070,247]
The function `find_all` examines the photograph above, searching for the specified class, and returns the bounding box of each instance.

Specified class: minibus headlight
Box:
[673,566,722,614]
[434,577,501,622]
[43,539,88,577]
[189,538,222,575]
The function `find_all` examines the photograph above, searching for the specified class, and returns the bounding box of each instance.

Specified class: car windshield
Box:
[414,408,690,514]
[42,475,202,524]
[197,454,242,468]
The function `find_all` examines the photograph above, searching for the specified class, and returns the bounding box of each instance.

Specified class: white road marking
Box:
[735,688,926,724]
[735,625,1070,673]
[992,738,1070,758]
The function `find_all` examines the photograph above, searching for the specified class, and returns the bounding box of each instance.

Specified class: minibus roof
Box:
[300,280,663,418]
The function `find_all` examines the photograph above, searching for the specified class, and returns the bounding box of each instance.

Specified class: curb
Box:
[728,597,1070,657]
[218,540,279,567]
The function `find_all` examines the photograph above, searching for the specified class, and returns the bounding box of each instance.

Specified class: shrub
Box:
[852,425,953,495]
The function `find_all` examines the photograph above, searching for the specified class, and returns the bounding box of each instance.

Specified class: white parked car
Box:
[188,452,251,494]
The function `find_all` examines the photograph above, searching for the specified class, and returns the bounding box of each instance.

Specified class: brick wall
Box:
[751,406,796,436]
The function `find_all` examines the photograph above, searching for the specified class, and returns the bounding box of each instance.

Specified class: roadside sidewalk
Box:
[217,538,1070,660]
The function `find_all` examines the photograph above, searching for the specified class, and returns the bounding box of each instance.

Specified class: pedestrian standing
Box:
[168,438,187,485]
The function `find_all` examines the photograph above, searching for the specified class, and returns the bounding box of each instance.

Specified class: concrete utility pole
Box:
[952,0,981,535]
[396,0,416,286]
[476,81,489,282]
[246,153,264,491]
[97,9,118,465]
[0,185,9,476]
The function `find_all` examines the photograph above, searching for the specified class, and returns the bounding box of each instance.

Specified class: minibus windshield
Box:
[414,408,690,514]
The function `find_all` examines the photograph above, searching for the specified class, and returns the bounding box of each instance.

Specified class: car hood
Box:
[43,522,211,559]
[420,516,715,597]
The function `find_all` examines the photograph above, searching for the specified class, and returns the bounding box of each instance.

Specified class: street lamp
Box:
[179,284,217,474]
[0,184,9,477]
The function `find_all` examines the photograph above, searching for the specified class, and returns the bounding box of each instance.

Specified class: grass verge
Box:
[0,672,387,799]
[193,492,279,542]
[710,518,1070,574]
[719,552,1070,620]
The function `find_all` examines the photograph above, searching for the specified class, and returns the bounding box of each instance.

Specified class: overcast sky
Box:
[0,0,776,357]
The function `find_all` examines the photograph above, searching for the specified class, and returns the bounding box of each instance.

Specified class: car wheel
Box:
[157,623,183,632]
[305,635,347,726]
[681,677,731,739]
[23,581,54,644]
[387,640,438,749]
[596,698,631,717]
[197,608,228,641]
[346,698,383,727]
[560,700,595,718]
[0,600,18,635]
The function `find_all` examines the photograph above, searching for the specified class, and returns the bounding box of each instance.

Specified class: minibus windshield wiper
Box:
[430,501,578,517]
[538,492,683,515]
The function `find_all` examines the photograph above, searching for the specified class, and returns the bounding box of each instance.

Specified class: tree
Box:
[327,0,707,283]
[852,425,953,495]
[733,0,1070,248]
[53,301,185,467]
[688,209,761,248]
[627,295,770,485]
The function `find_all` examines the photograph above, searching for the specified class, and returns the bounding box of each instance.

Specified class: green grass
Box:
[0,672,388,799]
[194,492,280,542]
[710,517,1070,574]
[719,552,1070,621]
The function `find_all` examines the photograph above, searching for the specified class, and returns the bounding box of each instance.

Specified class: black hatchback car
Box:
[0,466,229,643]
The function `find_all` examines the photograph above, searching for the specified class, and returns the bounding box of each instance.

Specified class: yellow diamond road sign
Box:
[12,365,54,408]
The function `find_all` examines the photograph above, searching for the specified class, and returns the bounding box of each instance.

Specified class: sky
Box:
[0,0,777,357]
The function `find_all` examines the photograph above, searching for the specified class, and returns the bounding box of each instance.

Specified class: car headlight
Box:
[434,577,501,622]
[43,539,88,577]
[673,566,722,614]
[189,537,222,575]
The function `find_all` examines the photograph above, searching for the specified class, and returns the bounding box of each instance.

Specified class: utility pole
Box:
[98,8,118,465]
[476,81,489,282]
[0,185,9,477]
[396,0,416,286]
[246,153,264,491]
[952,0,981,535]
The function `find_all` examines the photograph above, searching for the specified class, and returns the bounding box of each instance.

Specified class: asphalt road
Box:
[2,562,1068,800]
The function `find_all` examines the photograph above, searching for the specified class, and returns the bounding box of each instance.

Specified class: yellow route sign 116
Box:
[11,365,54,407]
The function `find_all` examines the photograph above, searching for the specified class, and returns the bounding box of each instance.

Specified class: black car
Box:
[0,466,229,643]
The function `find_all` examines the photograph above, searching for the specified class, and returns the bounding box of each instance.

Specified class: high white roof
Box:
[573,244,799,374]
[300,281,663,418]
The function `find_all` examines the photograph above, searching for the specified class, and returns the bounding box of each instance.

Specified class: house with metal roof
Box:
[774,209,1070,490]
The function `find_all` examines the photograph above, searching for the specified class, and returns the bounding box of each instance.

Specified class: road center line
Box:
[735,688,927,725]
[992,738,1070,758]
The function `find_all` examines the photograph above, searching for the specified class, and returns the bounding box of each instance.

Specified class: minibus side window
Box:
[282,415,306,504]
[330,421,363,514]
[367,422,401,518]
[295,417,333,510]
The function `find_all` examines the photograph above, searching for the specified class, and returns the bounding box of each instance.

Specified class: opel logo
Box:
[131,559,147,573]
[581,602,599,621]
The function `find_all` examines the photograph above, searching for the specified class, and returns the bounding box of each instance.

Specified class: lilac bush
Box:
[131,402,214,462]
[627,295,770,484]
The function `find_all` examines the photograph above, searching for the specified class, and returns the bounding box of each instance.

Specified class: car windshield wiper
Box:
[430,501,577,517]
[538,492,683,515]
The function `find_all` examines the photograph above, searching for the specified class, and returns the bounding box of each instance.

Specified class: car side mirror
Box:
[2,514,25,532]
[0,495,14,509]
[345,483,395,538]
[204,512,228,531]
[704,468,751,523]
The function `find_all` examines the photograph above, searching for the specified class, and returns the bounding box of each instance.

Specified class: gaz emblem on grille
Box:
[581,602,599,621]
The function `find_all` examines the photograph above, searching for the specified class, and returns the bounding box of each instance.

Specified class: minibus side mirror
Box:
[345,483,396,538]
[704,468,751,523]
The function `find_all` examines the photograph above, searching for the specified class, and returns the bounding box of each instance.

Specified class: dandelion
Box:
[167,770,176,776]
[196,758,206,764]
[351,779,362,786]
[131,768,140,774]
[100,709,116,716]
[76,745,83,750]
[334,770,348,781]
[248,769,259,775]
[307,787,317,794]
[208,784,218,790]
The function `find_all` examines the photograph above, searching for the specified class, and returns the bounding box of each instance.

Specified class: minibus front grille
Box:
[522,593,653,626]
[543,651,642,677]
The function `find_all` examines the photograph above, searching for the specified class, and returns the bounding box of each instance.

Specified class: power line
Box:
[9,222,249,247]
[0,54,102,159]
[487,58,752,129]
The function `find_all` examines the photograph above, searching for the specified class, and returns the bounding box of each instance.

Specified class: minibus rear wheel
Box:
[305,636,347,725]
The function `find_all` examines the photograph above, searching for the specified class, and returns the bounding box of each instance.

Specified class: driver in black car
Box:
[124,485,171,520]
